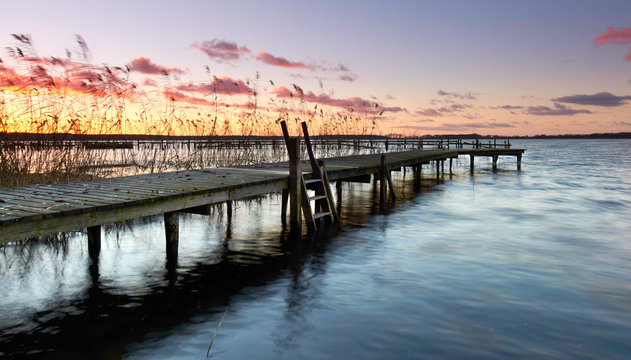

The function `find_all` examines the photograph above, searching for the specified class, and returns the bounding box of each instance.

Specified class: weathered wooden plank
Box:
[0,179,287,245]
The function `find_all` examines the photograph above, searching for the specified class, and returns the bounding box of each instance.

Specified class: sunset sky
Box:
[1,0,630,136]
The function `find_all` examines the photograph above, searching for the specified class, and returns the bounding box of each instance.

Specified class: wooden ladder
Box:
[281,121,339,231]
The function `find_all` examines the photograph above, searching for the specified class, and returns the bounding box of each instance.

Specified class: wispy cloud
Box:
[141,77,158,87]
[128,57,186,76]
[415,109,442,117]
[256,50,315,69]
[175,76,252,96]
[437,89,477,100]
[192,39,251,62]
[393,121,515,131]
[552,92,631,107]
[490,105,523,110]
[594,26,631,61]
[525,103,591,116]
[594,26,631,46]
[274,85,406,113]
[339,74,358,82]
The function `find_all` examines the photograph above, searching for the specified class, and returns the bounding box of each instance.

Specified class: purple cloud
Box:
[552,92,631,107]
[192,39,252,62]
[526,103,592,116]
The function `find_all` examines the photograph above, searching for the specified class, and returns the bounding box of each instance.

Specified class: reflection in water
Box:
[1,140,631,359]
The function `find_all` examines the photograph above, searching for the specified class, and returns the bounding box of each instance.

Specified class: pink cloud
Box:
[256,50,315,69]
[175,76,252,96]
[273,85,406,113]
[191,39,251,62]
[128,57,186,76]
[594,26,631,46]
[163,90,212,106]
[142,77,158,87]
[163,90,257,109]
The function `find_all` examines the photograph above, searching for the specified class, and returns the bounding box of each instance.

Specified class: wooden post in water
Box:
[492,155,498,171]
[87,225,101,263]
[436,160,440,180]
[380,154,387,205]
[517,154,522,171]
[336,180,343,214]
[164,211,179,267]
[449,158,453,174]
[470,155,475,172]
[288,137,302,231]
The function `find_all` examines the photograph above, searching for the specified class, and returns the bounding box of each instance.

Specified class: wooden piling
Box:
[288,137,302,231]
[492,155,498,171]
[517,154,522,171]
[164,211,179,267]
[380,154,387,204]
[470,155,475,172]
[436,160,440,180]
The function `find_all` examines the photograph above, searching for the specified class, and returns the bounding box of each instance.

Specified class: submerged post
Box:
[492,155,498,171]
[288,137,302,231]
[517,154,522,171]
[164,211,179,268]
[470,155,475,172]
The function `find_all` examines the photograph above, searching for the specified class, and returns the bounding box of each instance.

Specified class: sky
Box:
[0,0,630,136]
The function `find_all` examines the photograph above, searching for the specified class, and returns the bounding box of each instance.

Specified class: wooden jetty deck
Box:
[0,147,524,250]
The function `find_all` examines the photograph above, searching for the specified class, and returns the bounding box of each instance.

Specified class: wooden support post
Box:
[164,211,179,267]
[380,154,387,205]
[436,160,440,180]
[470,155,475,172]
[449,158,453,174]
[492,155,498,171]
[87,225,101,263]
[517,154,522,171]
[336,180,343,214]
[441,160,445,173]
[414,165,421,184]
[281,188,289,225]
[288,137,302,231]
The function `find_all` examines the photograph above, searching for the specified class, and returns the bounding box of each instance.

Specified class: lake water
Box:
[1,139,630,359]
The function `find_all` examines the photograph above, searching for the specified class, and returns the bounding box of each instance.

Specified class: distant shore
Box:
[0,132,630,141]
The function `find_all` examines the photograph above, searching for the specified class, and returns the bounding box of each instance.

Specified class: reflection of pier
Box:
[0,138,524,266]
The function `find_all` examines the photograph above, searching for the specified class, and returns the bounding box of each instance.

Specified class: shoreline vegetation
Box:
[2,131,630,142]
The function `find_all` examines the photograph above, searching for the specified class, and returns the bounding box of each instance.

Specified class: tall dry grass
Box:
[0,34,388,188]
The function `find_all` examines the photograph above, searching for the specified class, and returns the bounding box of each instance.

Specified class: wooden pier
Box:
[0,144,524,262]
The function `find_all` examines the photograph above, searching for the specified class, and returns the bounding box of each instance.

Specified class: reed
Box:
[0,34,389,188]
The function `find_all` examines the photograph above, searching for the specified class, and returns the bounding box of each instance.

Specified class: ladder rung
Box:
[309,195,327,202]
[304,178,322,184]
[313,211,330,219]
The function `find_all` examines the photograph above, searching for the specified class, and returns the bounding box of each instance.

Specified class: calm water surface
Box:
[1,139,630,359]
